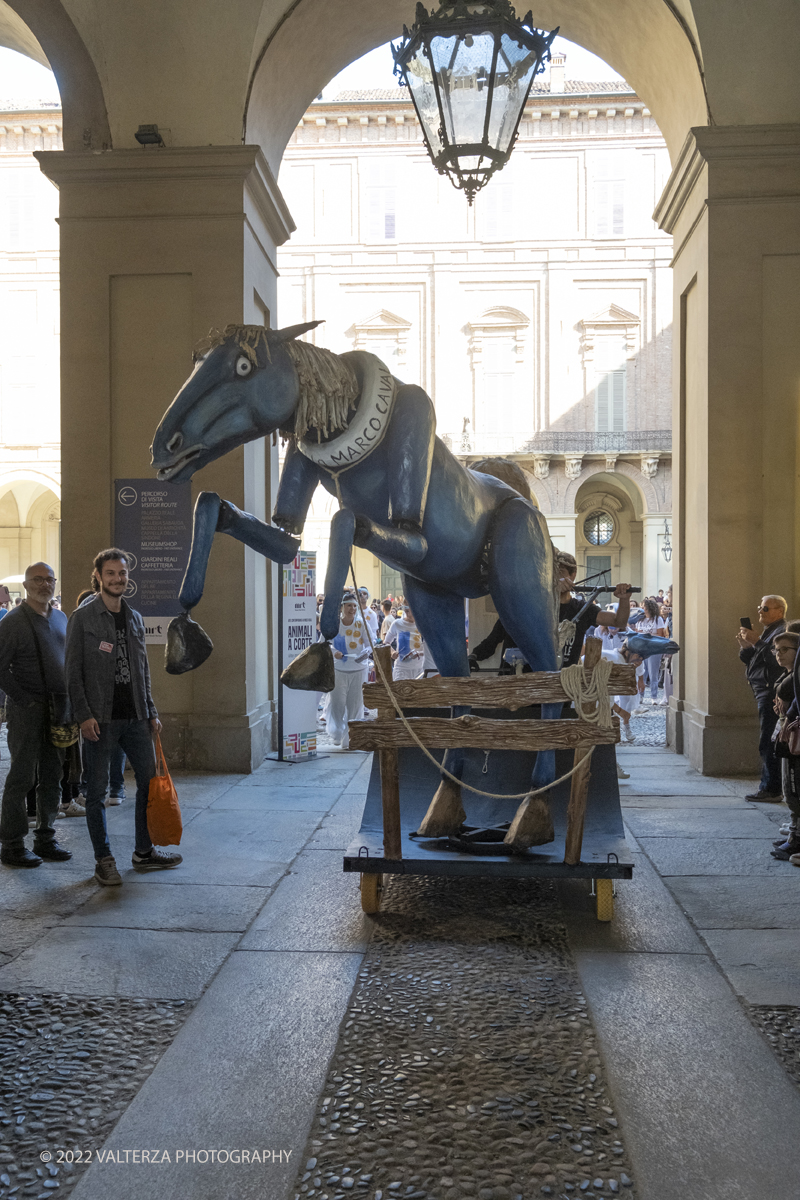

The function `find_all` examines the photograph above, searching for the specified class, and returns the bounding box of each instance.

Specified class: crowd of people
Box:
[5,548,791,880]
[0,551,182,886]
[737,594,800,864]
[314,556,675,757]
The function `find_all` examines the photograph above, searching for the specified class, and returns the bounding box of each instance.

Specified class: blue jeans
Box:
[0,699,63,847]
[80,742,125,796]
[642,655,661,699]
[757,699,781,795]
[83,719,155,860]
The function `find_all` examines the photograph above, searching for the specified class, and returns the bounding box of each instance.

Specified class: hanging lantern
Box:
[662,519,673,563]
[392,0,558,203]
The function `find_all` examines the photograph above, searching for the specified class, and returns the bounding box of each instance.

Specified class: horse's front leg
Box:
[281,508,357,692]
[166,491,300,674]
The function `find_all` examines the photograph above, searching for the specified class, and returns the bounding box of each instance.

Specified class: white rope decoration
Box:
[560,658,613,728]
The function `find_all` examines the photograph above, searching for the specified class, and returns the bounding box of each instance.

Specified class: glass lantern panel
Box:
[430,30,495,146]
[403,46,443,155]
[487,33,539,154]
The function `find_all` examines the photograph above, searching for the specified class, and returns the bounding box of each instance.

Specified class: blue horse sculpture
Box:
[151,322,560,849]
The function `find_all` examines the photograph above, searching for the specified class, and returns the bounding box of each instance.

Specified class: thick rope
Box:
[332,476,606,800]
[560,658,613,727]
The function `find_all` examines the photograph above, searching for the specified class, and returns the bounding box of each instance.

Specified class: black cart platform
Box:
[344,741,632,882]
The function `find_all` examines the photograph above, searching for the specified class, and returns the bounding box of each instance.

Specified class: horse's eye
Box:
[235,355,253,377]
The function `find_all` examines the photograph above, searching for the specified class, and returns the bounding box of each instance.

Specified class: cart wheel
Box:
[360,873,383,914]
[595,878,614,922]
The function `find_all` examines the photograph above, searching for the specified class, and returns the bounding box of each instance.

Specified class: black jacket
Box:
[469,619,530,675]
[739,620,786,703]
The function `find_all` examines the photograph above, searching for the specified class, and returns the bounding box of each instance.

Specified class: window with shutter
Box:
[364,159,398,241]
[593,155,626,237]
[484,182,513,240]
[595,338,627,431]
[480,339,516,436]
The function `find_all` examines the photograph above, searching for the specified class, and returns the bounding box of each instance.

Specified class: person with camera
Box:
[0,562,73,867]
[737,595,787,800]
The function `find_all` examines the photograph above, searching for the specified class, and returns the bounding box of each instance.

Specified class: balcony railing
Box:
[441,430,672,455]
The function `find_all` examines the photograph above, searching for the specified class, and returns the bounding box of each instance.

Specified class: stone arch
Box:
[0,476,60,588]
[0,0,111,150]
[245,0,707,174]
[564,459,657,515]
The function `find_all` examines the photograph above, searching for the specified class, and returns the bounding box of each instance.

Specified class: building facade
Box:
[277,62,673,602]
[0,105,62,595]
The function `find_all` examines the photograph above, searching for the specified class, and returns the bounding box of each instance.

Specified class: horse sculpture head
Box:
[151,319,358,483]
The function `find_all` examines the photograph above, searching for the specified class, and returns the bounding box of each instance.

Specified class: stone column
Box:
[544,514,576,556]
[36,147,294,771]
[642,513,671,598]
[655,126,800,772]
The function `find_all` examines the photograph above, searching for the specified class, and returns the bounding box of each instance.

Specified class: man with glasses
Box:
[737,594,787,800]
[0,562,72,867]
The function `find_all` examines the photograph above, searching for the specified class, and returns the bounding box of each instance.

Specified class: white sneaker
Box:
[617,764,630,779]
[58,800,86,818]
[104,795,122,807]
[622,725,636,744]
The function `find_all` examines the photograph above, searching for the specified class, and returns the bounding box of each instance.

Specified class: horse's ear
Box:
[274,320,324,342]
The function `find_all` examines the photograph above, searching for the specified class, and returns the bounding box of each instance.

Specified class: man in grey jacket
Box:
[66,548,182,886]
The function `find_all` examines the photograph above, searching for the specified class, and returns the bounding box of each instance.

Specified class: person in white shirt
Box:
[357,587,380,646]
[379,599,394,641]
[384,604,425,680]
[636,597,668,703]
[327,594,370,749]
[602,642,645,744]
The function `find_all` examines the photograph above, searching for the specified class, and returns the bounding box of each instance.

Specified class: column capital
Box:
[655,123,800,235]
[35,144,295,246]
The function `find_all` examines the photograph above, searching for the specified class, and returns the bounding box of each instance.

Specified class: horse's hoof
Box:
[503,793,555,850]
[281,641,335,692]
[417,778,466,837]
[165,611,213,675]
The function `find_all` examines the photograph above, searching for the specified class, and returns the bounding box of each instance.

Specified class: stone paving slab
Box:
[61,879,272,932]
[623,806,779,839]
[698,929,800,1005]
[70,949,364,1200]
[575,950,800,1200]
[0,926,239,999]
[558,850,702,956]
[619,793,757,809]
[207,784,337,811]
[306,810,364,850]
[666,874,800,929]
[242,757,368,788]
[173,808,325,884]
[618,776,737,796]
[239,848,370,953]
[636,836,789,876]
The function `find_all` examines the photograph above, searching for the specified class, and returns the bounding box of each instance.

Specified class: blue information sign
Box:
[114,479,192,643]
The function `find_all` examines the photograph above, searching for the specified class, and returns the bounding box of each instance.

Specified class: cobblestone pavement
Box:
[0,993,192,1200]
[293,875,636,1200]
[625,704,666,749]
[749,1006,800,1090]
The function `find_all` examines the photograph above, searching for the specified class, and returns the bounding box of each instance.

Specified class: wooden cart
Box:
[344,640,637,922]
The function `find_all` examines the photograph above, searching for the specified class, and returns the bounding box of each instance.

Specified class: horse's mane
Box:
[282,340,358,441]
[194,324,358,442]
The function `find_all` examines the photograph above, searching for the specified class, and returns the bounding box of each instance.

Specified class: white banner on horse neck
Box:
[299,352,396,473]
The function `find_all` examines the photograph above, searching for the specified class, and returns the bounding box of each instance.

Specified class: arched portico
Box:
[2,0,799,771]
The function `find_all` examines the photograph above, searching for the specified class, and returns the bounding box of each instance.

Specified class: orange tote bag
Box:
[147,734,183,846]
